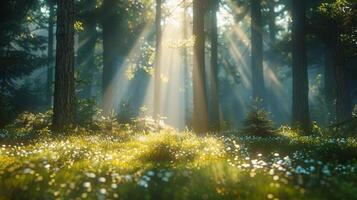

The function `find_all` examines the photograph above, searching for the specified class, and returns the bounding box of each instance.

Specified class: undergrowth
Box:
[0,112,357,200]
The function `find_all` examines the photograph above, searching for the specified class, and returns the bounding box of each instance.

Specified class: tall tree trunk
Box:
[251,0,265,101]
[153,0,162,119]
[182,0,190,126]
[192,0,209,133]
[52,0,75,130]
[332,26,352,123]
[102,0,122,115]
[78,0,97,99]
[291,0,310,133]
[268,1,276,44]
[324,34,336,124]
[210,0,220,129]
[267,0,277,68]
[46,0,55,107]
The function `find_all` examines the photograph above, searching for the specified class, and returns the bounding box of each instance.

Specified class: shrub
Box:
[117,100,135,124]
[4,111,52,139]
[0,95,12,128]
[75,98,98,126]
[243,99,275,137]
[132,116,174,133]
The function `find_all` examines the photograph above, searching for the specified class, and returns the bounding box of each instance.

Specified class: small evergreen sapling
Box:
[243,99,275,137]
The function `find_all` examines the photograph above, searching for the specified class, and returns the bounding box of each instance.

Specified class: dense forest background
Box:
[1,1,357,199]
[0,0,356,133]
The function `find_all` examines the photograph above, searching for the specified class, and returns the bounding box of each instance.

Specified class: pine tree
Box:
[243,99,275,137]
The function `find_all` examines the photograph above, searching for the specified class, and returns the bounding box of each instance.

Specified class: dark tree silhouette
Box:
[291,0,310,133]
[324,23,336,122]
[210,0,220,129]
[192,0,209,133]
[101,0,121,115]
[52,0,75,129]
[331,25,352,123]
[182,0,190,125]
[251,0,264,101]
[46,0,55,107]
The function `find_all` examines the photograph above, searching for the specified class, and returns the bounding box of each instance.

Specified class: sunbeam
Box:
[142,0,189,129]
[102,23,153,114]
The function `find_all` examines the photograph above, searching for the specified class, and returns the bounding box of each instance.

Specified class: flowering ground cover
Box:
[1,126,357,200]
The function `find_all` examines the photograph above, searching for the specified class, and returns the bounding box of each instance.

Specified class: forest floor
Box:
[0,119,357,200]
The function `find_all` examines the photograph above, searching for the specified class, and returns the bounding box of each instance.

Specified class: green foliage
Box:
[0,95,12,128]
[243,100,276,137]
[318,0,357,56]
[1,123,357,199]
[310,74,334,126]
[0,0,46,91]
[75,98,98,126]
[311,121,323,136]
[0,0,47,128]
[318,0,353,20]
[4,111,52,139]
[117,100,135,124]
[132,116,173,133]
[333,118,357,136]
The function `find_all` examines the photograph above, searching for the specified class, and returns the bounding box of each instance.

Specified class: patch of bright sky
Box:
[40,6,49,17]
[274,4,291,34]
[276,11,291,37]
[164,0,234,29]
[217,6,235,28]
[163,0,183,27]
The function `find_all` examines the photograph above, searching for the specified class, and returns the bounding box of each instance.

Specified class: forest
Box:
[0,0,356,199]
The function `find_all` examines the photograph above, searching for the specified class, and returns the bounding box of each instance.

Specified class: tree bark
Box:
[192,0,209,133]
[268,1,276,44]
[210,0,220,129]
[332,27,352,123]
[46,0,54,107]
[251,0,265,101]
[324,33,336,124]
[153,0,162,119]
[291,0,310,133]
[52,0,75,130]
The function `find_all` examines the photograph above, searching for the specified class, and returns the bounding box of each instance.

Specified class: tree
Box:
[210,0,220,129]
[153,0,162,119]
[0,0,42,92]
[319,0,355,123]
[192,0,209,133]
[333,27,352,123]
[0,0,46,126]
[243,99,275,137]
[46,0,55,106]
[182,0,191,126]
[251,0,265,101]
[52,0,75,130]
[324,31,336,123]
[267,0,277,44]
[291,0,311,133]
